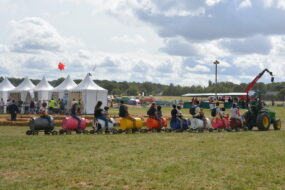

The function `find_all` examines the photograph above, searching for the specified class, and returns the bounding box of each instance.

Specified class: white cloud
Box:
[222,35,272,54]
[111,34,145,44]
[9,17,83,53]
[206,0,222,6]
[239,0,252,8]
[187,65,210,72]
[0,44,9,53]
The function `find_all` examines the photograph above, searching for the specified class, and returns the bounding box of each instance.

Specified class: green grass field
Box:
[0,106,285,189]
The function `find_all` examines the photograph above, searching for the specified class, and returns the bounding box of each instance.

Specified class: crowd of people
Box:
[0,96,257,131]
[0,97,84,122]
[192,96,247,109]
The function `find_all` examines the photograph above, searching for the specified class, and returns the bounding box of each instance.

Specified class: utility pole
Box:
[213,60,220,100]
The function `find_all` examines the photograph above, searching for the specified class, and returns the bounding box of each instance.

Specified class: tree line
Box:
[1,77,284,100]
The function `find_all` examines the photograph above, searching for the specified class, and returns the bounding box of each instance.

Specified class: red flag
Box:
[58,62,65,71]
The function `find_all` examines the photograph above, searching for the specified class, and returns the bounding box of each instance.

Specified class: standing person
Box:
[7,100,19,121]
[30,100,35,114]
[119,101,137,128]
[171,104,182,129]
[60,100,65,114]
[36,100,41,114]
[0,98,4,114]
[70,103,81,130]
[78,99,82,114]
[94,101,109,128]
[17,100,23,114]
[48,98,56,114]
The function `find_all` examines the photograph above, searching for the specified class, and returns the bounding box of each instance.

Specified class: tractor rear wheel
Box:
[273,119,281,130]
[257,113,271,131]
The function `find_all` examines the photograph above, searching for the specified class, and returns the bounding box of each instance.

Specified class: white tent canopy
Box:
[34,76,54,101]
[10,77,35,102]
[53,74,77,100]
[70,73,108,114]
[53,74,77,92]
[0,77,15,102]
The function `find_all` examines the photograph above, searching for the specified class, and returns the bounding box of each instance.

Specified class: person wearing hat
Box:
[94,101,109,128]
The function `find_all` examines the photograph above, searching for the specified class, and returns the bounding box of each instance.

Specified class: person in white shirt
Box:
[71,99,77,106]
[231,104,240,119]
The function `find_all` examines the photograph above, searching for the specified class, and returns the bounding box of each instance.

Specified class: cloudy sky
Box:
[0,0,285,86]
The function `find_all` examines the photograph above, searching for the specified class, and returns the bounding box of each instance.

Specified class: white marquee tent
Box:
[53,75,77,98]
[70,73,108,114]
[34,76,54,101]
[52,75,77,110]
[10,77,35,102]
[0,77,15,102]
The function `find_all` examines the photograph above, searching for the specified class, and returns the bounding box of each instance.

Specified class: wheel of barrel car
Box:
[248,124,254,130]
[273,119,281,130]
[198,128,204,133]
[26,130,32,135]
[105,130,110,135]
[118,129,123,134]
[226,128,232,132]
[52,131,58,135]
[188,128,194,133]
[130,129,135,134]
[113,129,118,134]
[83,130,89,134]
[208,128,214,133]
[44,130,51,135]
[76,130,82,134]
[176,129,183,133]
[257,113,271,131]
[59,129,65,135]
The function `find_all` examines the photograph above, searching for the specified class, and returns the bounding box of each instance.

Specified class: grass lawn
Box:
[0,106,285,189]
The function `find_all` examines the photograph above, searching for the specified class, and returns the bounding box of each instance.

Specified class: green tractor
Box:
[243,96,281,131]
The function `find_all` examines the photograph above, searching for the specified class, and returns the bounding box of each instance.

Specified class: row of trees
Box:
[1,77,284,100]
